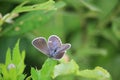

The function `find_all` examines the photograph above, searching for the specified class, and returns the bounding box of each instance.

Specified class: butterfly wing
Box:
[57,44,71,53]
[48,35,62,50]
[53,44,71,59]
[32,37,50,55]
[54,52,65,59]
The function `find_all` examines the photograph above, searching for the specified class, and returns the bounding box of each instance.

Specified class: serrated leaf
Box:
[31,68,40,80]
[5,48,12,65]
[17,51,25,75]
[12,40,21,65]
[31,58,57,80]
[53,60,79,78]
[0,64,9,79]
[8,67,17,80]
[40,58,57,80]
[78,66,111,80]
[17,74,26,80]
[0,40,26,80]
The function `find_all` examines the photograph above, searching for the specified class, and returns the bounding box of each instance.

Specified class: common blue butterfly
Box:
[32,35,71,59]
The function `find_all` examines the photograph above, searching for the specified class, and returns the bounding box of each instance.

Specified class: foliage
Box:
[0,0,120,80]
[0,41,25,80]
[0,41,111,80]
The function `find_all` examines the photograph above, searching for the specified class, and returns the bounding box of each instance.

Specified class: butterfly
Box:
[32,35,71,59]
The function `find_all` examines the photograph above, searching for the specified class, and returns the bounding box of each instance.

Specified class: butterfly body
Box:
[32,35,71,59]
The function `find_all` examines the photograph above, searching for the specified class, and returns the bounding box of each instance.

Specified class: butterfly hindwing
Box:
[56,44,71,53]
[53,44,71,59]
[54,52,65,59]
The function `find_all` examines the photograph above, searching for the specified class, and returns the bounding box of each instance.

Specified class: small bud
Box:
[7,63,16,70]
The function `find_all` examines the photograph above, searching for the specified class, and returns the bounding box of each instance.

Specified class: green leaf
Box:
[31,58,57,80]
[53,60,79,78]
[31,68,40,80]
[17,51,25,75]
[12,0,56,13]
[78,66,111,80]
[55,1,66,9]
[0,0,45,3]
[0,0,56,28]
[12,40,21,65]
[40,58,57,80]
[17,74,26,80]
[2,10,56,36]
[0,40,26,80]
[0,0,57,36]
[5,48,12,65]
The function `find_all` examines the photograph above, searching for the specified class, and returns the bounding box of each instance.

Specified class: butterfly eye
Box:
[54,49,57,53]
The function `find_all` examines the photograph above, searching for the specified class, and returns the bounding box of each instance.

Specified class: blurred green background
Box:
[0,0,120,80]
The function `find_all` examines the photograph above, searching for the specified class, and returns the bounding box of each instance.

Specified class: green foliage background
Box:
[0,0,120,80]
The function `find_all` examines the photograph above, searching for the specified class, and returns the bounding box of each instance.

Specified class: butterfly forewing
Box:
[32,37,50,55]
[48,35,62,50]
